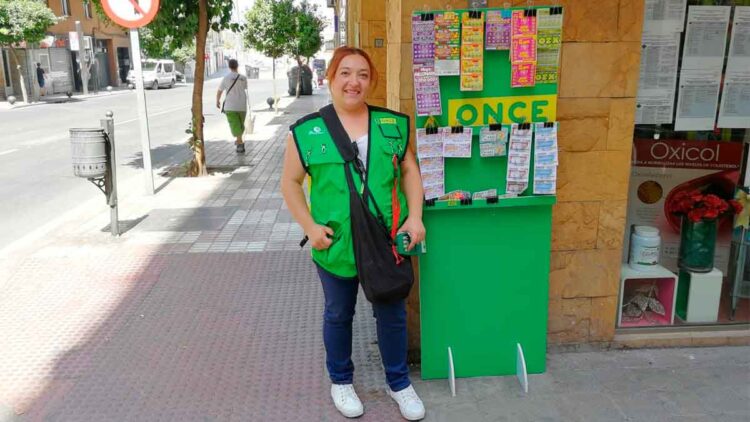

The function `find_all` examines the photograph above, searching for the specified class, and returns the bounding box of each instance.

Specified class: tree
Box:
[0,0,59,104]
[244,0,296,112]
[138,27,194,65]
[289,1,324,98]
[93,0,239,176]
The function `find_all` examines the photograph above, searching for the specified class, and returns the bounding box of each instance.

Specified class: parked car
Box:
[175,70,185,82]
[126,59,177,89]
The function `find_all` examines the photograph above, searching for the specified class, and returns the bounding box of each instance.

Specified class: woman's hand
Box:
[307,224,334,250]
[397,217,426,251]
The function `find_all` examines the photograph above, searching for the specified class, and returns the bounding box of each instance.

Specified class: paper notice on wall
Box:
[413,65,442,117]
[681,6,731,71]
[726,6,750,71]
[479,126,508,157]
[412,15,436,67]
[643,0,686,34]
[441,127,472,158]
[625,139,744,273]
[485,9,511,50]
[674,68,722,131]
[718,7,750,128]
[635,33,679,124]
[434,11,461,76]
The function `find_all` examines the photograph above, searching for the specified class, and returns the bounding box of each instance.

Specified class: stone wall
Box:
[347,0,388,107]
[350,0,644,351]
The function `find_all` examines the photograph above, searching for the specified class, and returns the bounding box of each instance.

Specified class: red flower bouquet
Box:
[667,189,743,222]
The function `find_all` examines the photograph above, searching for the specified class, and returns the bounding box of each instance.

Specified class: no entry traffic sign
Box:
[101,0,160,29]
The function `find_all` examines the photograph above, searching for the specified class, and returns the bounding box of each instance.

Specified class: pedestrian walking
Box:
[216,59,248,154]
[281,47,426,421]
[36,63,46,97]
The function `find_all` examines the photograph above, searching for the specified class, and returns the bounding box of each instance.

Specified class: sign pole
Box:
[129,28,155,194]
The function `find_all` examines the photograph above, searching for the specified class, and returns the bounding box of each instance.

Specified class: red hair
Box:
[326,46,378,89]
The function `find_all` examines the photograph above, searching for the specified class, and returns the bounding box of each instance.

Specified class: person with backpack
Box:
[280,47,426,420]
[216,59,248,154]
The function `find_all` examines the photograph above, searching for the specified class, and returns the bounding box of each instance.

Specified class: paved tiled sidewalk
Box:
[1,92,749,422]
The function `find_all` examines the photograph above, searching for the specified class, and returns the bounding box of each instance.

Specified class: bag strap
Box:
[225,74,241,96]
[321,104,403,263]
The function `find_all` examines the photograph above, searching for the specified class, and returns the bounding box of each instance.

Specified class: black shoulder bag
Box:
[221,74,240,113]
[319,105,414,304]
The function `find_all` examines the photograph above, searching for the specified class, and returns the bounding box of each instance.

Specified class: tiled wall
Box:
[351,0,644,350]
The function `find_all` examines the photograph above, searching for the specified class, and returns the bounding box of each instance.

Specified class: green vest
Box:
[290,105,411,278]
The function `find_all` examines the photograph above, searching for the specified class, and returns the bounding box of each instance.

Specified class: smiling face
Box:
[329,53,372,110]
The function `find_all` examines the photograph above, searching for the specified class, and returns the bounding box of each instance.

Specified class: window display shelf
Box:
[618,264,679,328]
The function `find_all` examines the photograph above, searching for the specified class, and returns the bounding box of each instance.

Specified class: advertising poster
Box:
[625,139,744,273]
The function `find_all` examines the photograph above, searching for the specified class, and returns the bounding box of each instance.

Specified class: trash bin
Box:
[245,65,259,79]
[70,128,108,178]
[287,65,313,96]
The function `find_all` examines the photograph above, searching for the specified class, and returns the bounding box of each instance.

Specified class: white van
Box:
[127,59,177,89]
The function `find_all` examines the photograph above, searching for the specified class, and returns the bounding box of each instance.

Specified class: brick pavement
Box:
[1,91,748,421]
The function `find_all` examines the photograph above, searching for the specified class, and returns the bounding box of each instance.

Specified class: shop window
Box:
[622,1,750,328]
[60,0,70,16]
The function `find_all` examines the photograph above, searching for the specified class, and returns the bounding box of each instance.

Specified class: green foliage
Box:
[91,0,240,51]
[290,0,325,61]
[243,0,296,60]
[0,0,59,46]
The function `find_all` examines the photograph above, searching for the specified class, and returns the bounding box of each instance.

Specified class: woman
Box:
[281,47,426,421]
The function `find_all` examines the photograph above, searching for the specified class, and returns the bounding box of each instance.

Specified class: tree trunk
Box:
[8,47,29,104]
[190,0,209,177]
[295,56,302,99]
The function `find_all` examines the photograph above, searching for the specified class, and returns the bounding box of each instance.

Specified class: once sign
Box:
[101,0,160,29]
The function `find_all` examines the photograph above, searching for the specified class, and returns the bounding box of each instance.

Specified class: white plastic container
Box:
[629,225,661,271]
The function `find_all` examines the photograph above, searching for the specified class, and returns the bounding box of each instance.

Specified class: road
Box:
[0,72,289,251]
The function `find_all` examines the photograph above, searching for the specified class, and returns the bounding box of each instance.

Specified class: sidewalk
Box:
[0,86,134,111]
[0,91,748,422]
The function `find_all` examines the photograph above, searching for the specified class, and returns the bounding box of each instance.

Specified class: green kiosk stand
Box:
[413,6,561,387]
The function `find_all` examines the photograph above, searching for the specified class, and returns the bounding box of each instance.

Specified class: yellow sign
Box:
[379,117,397,125]
[447,94,557,126]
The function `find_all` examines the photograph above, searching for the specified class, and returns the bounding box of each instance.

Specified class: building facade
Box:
[1,0,131,102]
[345,0,750,355]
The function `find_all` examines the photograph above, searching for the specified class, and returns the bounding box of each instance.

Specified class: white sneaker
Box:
[330,384,364,418]
[387,385,425,421]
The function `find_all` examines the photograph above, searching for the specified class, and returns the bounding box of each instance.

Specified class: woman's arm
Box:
[280,134,333,250]
[398,147,426,250]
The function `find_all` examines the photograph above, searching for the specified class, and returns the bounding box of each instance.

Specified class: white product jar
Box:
[629,226,661,271]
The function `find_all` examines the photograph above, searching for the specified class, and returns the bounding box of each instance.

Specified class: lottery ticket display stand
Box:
[411,6,563,388]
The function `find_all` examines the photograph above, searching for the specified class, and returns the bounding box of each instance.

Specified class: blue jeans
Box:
[317,265,411,392]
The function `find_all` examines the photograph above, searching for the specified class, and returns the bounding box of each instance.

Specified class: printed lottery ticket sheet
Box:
[416,129,445,200]
[533,122,559,195]
[412,15,436,66]
[506,124,533,194]
[460,13,485,91]
[435,12,461,76]
[441,127,473,158]
[511,10,538,88]
[479,126,508,157]
[414,66,443,116]
[535,8,562,84]
[485,10,511,50]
